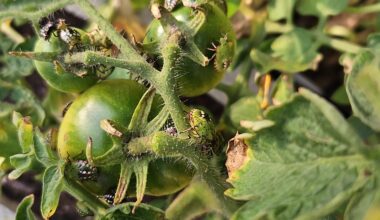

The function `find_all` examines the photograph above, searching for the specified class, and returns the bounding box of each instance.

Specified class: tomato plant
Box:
[1,0,380,220]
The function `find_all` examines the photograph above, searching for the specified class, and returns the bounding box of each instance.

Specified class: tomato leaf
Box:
[226,0,240,17]
[0,33,14,52]
[33,128,58,166]
[0,35,36,81]
[0,50,34,81]
[271,28,319,65]
[267,0,297,21]
[297,0,349,17]
[166,179,221,219]
[101,202,165,220]
[348,116,380,144]
[367,33,380,50]
[345,51,380,132]
[331,85,350,105]
[226,89,375,219]
[272,75,294,105]
[15,194,36,220]
[225,96,263,131]
[8,153,33,179]
[251,49,320,73]
[344,179,377,220]
[41,165,64,219]
[13,111,33,153]
[0,157,4,168]
[1,81,45,125]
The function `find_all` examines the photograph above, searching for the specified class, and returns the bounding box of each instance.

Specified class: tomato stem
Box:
[158,41,190,131]
[128,132,237,217]
[63,51,160,83]
[63,177,108,216]
[345,3,380,14]
[0,0,72,21]
[74,0,146,62]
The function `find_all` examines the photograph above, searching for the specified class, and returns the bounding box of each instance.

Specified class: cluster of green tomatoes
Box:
[28,0,235,213]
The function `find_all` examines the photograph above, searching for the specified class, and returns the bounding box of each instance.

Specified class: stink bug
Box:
[76,160,98,181]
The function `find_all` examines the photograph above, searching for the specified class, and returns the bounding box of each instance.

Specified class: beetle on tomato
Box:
[144,2,235,97]
[57,79,194,196]
[34,26,99,93]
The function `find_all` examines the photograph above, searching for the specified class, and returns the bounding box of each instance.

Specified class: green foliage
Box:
[331,85,350,105]
[346,50,380,132]
[0,81,45,125]
[225,96,262,131]
[166,179,222,219]
[297,0,349,17]
[252,28,321,73]
[15,195,36,220]
[0,37,35,81]
[8,112,37,179]
[268,0,296,22]
[41,165,64,219]
[226,90,376,219]
[101,203,165,219]
[271,28,318,65]
[226,0,240,17]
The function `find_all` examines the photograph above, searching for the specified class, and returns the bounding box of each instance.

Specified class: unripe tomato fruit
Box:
[34,29,99,93]
[57,79,194,195]
[144,3,236,97]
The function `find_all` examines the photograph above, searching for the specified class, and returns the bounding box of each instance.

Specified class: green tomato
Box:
[144,3,236,97]
[57,79,194,195]
[33,29,99,93]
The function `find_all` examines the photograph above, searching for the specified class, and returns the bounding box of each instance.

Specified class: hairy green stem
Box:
[128,132,236,217]
[63,177,108,215]
[0,0,72,20]
[157,43,189,131]
[74,0,143,61]
[179,150,235,217]
[64,51,159,82]
[31,21,42,38]
[345,3,380,14]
